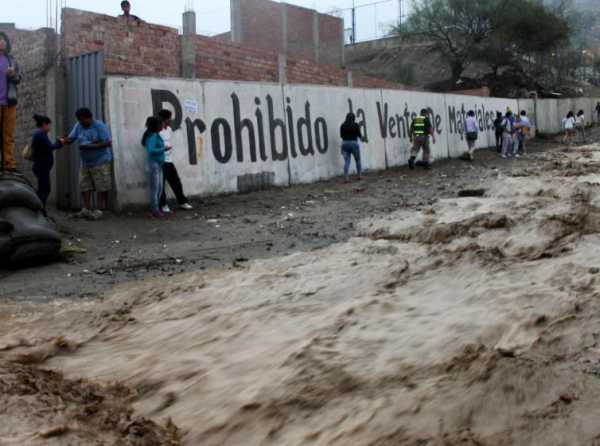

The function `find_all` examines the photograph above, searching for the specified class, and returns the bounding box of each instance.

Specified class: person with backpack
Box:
[30,115,63,209]
[501,110,516,159]
[142,116,166,218]
[409,109,436,170]
[462,110,479,161]
[517,110,531,155]
[493,111,504,153]
[158,109,193,213]
[562,111,576,149]
[339,113,363,182]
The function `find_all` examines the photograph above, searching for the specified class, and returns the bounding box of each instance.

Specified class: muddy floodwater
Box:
[4,142,600,444]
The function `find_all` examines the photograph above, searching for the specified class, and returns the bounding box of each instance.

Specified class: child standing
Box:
[142,116,165,218]
[31,114,62,209]
[563,111,576,149]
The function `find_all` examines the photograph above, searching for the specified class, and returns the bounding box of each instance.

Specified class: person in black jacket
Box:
[31,114,62,208]
[493,111,504,153]
[340,113,362,182]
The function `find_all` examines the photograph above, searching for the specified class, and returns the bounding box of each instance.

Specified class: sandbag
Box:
[0,207,61,244]
[10,240,61,266]
[0,175,43,212]
[0,218,13,233]
[0,173,62,267]
[0,234,14,259]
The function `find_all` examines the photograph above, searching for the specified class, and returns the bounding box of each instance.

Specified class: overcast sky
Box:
[2,0,405,42]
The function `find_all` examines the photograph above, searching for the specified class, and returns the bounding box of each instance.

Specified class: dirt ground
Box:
[5,132,600,445]
[0,135,576,302]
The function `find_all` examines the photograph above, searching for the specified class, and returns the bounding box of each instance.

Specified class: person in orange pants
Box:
[0,32,21,172]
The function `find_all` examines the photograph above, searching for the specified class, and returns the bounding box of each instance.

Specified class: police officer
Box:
[408,108,436,170]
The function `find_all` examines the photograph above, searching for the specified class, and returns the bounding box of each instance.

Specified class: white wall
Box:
[381,90,448,166]
[104,76,597,208]
[283,85,387,183]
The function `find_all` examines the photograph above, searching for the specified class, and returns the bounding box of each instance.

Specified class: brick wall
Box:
[0,24,57,178]
[194,35,279,82]
[62,8,180,78]
[318,14,344,67]
[454,87,491,97]
[286,5,315,62]
[232,0,343,66]
[61,7,404,92]
[238,0,284,54]
[286,58,347,86]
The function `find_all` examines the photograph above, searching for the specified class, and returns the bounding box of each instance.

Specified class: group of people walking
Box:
[493,109,532,159]
[562,110,586,148]
[339,107,534,181]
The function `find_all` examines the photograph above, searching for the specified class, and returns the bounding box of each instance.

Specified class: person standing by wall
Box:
[158,109,193,213]
[462,110,479,161]
[61,108,113,220]
[409,109,436,170]
[576,110,586,144]
[562,111,576,149]
[518,110,532,155]
[595,102,600,124]
[501,110,515,159]
[339,113,363,182]
[0,32,21,173]
[493,111,504,153]
[142,116,165,218]
[30,115,63,209]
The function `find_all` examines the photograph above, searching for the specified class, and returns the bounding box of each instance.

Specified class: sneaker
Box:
[151,210,166,219]
[90,209,103,220]
[74,208,93,219]
[161,205,172,214]
[179,203,193,211]
[408,157,415,170]
[514,154,521,159]
[423,163,432,170]
[501,155,508,159]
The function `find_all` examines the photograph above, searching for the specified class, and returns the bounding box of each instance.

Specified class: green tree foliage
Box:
[396,0,571,81]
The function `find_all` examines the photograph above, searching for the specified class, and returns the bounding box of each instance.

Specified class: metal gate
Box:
[58,51,104,209]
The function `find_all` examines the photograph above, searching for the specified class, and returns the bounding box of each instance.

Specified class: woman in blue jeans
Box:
[142,116,166,218]
[340,113,363,182]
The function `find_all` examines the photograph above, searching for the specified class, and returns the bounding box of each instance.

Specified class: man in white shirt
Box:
[158,109,193,213]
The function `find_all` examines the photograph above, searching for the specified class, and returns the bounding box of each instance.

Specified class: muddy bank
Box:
[4,144,600,444]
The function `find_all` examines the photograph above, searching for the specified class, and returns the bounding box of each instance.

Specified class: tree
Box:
[394,0,497,81]
[396,0,571,82]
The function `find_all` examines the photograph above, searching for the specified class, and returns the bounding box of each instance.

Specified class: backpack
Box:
[21,145,33,162]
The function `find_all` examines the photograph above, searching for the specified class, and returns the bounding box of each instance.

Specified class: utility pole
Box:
[351,0,356,44]
[398,0,403,29]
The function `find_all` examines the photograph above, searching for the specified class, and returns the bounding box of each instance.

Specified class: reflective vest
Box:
[413,115,426,136]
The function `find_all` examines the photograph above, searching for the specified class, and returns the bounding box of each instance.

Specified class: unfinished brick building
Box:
[3,1,404,208]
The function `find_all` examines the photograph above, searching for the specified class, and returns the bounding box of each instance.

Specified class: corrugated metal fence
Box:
[58,51,104,209]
